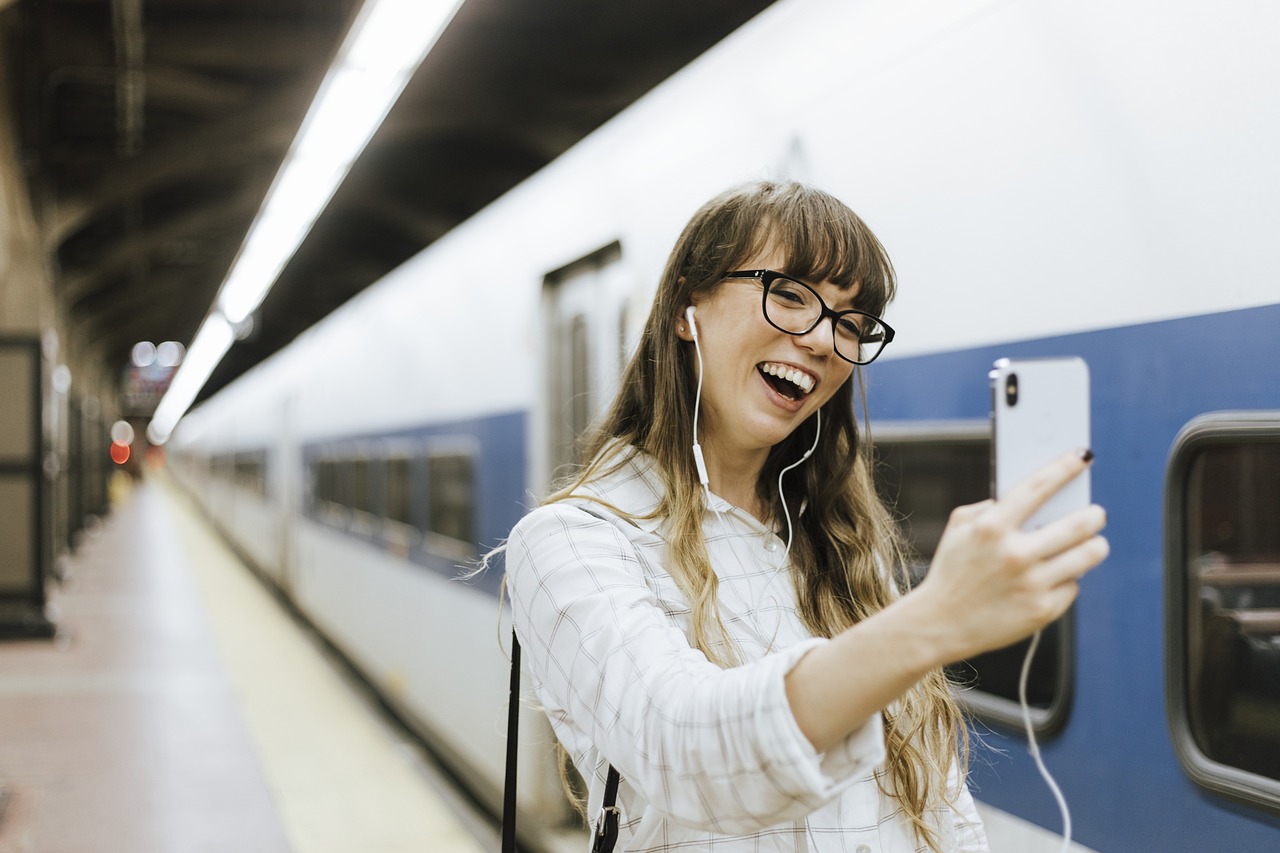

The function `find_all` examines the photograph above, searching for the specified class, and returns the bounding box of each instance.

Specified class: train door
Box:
[528,245,630,821]
[541,242,628,490]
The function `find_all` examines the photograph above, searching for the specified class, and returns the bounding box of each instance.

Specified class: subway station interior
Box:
[2,0,1279,851]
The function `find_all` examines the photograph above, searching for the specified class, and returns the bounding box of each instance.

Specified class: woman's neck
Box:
[699,437,770,523]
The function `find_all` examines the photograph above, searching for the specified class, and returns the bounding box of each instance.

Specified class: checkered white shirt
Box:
[506,449,988,852]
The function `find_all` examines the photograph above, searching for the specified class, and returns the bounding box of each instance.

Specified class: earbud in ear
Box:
[685,305,698,339]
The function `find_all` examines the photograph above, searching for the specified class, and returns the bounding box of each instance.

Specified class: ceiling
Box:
[2,0,775,412]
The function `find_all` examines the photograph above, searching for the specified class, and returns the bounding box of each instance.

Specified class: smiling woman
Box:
[499,180,1106,852]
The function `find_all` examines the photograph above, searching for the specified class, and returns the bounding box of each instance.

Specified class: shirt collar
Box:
[573,447,780,538]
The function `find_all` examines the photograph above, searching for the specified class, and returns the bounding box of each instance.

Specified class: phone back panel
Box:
[991,357,1091,531]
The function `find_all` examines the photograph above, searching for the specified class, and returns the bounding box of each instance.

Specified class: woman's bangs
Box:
[689,181,896,316]
[774,210,893,314]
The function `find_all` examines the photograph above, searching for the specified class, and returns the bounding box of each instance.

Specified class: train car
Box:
[167,0,1280,849]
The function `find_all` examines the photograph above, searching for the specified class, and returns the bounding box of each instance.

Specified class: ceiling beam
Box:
[44,81,313,250]
[58,186,264,308]
[75,267,209,357]
[143,19,348,75]
[142,66,255,115]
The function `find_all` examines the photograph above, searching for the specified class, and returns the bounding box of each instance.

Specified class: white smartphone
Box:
[990,357,1091,531]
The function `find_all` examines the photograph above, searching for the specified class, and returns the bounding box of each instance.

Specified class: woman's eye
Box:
[771,284,808,305]
[836,317,863,338]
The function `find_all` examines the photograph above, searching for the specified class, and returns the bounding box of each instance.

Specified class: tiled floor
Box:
[0,475,488,853]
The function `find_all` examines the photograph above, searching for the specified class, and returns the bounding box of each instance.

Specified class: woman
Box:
[504,180,1108,851]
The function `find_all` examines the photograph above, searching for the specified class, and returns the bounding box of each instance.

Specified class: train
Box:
[165,0,1280,849]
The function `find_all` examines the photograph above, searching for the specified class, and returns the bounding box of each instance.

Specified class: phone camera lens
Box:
[1005,373,1019,406]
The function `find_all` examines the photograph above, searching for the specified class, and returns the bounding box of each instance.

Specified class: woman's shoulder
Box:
[505,492,654,590]
[560,446,666,522]
[507,448,665,557]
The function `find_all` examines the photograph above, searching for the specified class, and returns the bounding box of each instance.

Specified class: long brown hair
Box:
[550,180,967,849]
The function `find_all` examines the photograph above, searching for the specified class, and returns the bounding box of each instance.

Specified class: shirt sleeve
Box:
[947,760,990,852]
[505,502,886,834]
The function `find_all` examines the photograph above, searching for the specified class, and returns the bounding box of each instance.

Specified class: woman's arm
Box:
[506,503,883,833]
[785,450,1107,753]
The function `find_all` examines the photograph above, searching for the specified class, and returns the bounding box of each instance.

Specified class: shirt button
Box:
[764,540,778,552]
[855,845,871,853]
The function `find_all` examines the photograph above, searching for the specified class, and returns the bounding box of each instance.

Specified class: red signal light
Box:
[110,442,131,464]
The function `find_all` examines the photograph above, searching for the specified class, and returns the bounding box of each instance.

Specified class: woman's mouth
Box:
[757,361,815,402]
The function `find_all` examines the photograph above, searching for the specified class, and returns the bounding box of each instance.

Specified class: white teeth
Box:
[760,362,815,394]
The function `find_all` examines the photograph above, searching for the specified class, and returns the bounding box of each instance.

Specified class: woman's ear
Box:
[675,303,697,342]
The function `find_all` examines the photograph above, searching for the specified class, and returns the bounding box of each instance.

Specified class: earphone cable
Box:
[688,309,713,506]
[778,409,820,560]
[1019,629,1072,853]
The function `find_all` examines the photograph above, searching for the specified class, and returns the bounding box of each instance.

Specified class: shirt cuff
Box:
[761,637,886,800]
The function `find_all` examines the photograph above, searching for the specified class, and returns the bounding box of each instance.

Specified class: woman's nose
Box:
[795,316,837,356]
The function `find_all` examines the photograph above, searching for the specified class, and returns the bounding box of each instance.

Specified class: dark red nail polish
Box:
[1081,449,1095,463]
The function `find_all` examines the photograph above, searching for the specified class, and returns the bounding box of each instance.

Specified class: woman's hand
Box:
[785,450,1106,753]
[914,449,1109,662]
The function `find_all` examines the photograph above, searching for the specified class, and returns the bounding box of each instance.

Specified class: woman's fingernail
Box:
[1080,448,1095,463]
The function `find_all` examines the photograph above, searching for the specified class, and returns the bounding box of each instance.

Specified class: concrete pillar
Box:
[0,43,57,638]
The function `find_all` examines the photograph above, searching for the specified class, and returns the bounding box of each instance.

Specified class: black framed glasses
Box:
[724,269,896,365]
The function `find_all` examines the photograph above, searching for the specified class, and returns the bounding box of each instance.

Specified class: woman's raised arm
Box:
[785,450,1108,753]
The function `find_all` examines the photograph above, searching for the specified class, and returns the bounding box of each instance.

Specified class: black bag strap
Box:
[591,764,622,853]
[502,628,522,853]
[504,630,621,853]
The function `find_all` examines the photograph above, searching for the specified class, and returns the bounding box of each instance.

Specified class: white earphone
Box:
[778,408,820,558]
[686,305,710,490]
[685,299,819,558]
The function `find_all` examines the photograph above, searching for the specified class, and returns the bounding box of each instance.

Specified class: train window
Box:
[310,456,353,528]
[349,457,376,518]
[314,458,337,507]
[335,459,356,511]
[385,455,415,529]
[426,450,475,554]
[212,453,234,482]
[1167,413,1280,812]
[873,422,1073,734]
[233,451,267,498]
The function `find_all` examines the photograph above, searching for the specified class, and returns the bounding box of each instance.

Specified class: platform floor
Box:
[0,475,491,853]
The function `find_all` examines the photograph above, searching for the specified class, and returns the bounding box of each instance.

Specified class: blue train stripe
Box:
[301,410,527,597]
[867,302,1280,849]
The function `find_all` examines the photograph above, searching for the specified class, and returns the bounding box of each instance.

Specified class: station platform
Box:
[0,474,494,853]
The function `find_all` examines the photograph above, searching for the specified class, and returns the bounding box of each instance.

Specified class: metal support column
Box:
[0,336,56,639]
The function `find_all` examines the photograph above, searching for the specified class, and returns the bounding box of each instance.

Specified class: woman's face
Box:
[678,248,857,460]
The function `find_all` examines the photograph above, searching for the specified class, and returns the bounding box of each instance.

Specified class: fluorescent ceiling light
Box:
[147,314,234,445]
[148,0,462,443]
[218,0,463,325]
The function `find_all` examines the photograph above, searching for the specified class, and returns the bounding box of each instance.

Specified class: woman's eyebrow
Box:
[821,284,861,312]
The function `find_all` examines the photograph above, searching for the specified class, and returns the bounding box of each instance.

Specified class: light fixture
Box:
[216,0,463,325]
[146,314,234,445]
[156,340,185,368]
[131,341,157,367]
[147,0,463,443]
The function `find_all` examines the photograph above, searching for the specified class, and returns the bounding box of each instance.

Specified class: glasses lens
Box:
[763,276,821,333]
[764,275,889,364]
[833,314,889,364]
